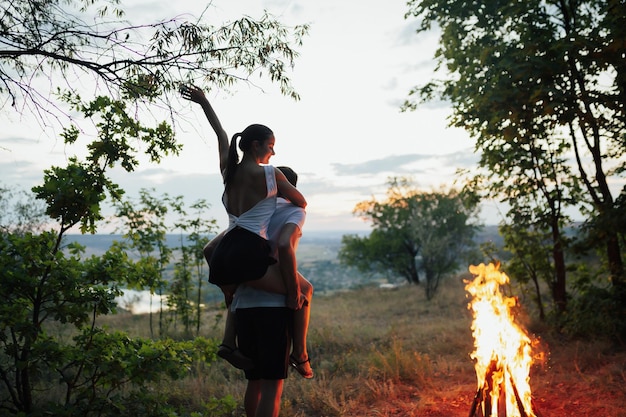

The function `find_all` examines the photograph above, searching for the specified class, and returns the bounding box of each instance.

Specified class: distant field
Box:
[64,231,378,305]
[64,226,503,299]
[64,230,353,263]
[64,226,501,266]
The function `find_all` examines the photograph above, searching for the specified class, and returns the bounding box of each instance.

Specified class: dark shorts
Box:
[208,227,277,286]
[236,307,293,380]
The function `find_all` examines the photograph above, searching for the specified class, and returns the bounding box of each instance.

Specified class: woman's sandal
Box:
[289,354,314,379]
[217,344,254,370]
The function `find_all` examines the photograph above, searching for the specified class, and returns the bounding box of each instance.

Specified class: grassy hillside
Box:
[102,273,626,417]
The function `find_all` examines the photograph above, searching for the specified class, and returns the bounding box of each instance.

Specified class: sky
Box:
[0,0,494,233]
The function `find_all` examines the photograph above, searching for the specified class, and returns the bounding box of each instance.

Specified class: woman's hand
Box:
[179,84,206,104]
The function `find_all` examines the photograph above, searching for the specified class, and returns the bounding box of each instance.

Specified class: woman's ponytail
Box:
[224,133,241,191]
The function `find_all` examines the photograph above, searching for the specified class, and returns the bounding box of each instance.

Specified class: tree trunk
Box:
[562,0,624,291]
[551,220,567,313]
[529,270,545,321]
[410,256,420,284]
[606,232,625,288]
[18,345,32,412]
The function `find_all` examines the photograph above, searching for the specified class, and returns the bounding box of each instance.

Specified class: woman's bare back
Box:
[226,163,269,216]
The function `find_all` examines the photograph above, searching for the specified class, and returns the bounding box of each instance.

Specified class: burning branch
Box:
[465,263,538,417]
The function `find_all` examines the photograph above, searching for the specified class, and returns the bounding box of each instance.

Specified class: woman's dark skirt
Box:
[208,226,277,286]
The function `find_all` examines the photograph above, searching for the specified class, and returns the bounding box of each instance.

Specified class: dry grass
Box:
[104,275,626,417]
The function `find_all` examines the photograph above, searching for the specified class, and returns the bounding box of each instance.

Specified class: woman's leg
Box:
[203,230,226,265]
[205,232,254,369]
[273,223,313,377]
[290,273,313,378]
[217,306,254,370]
[247,224,304,305]
[221,307,237,347]
[215,284,256,370]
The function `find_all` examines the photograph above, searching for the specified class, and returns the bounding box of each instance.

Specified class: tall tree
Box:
[405,0,625,294]
[339,177,479,299]
[497,211,560,320]
[414,188,480,299]
[0,96,222,415]
[1,0,308,125]
[113,188,173,338]
[466,128,579,312]
[171,198,216,336]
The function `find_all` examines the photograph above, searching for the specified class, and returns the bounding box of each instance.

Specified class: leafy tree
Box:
[0,1,310,412]
[113,191,217,338]
[497,215,557,321]
[171,198,216,337]
[0,95,225,415]
[33,92,179,233]
[415,188,481,298]
[1,0,309,124]
[404,0,625,305]
[339,177,479,299]
[465,130,579,312]
[112,189,173,338]
[1,237,218,415]
[0,203,219,416]
[341,228,420,282]
[0,184,47,234]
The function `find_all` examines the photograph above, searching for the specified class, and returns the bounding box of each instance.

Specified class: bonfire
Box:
[466,262,538,417]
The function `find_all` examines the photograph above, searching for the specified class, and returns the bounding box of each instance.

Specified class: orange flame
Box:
[466,263,536,417]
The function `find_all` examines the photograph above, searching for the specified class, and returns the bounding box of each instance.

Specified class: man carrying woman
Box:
[180,85,312,417]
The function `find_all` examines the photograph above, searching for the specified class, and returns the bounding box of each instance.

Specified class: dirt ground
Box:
[349,338,626,417]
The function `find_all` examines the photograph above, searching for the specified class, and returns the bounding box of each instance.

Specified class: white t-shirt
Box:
[232,198,306,309]
[267,197,306,257]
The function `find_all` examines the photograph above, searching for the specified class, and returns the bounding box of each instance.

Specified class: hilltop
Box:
[102,273,626,416]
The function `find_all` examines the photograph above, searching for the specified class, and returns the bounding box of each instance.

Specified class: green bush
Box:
[559,285,626,341]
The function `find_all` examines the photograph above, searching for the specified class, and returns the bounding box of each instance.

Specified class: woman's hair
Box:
[224,124,274,190]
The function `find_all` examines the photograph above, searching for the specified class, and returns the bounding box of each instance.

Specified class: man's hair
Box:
[277,166,298,187]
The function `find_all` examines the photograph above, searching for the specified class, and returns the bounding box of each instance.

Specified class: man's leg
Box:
[237,307,291,417]
[244,380,261,417]
[244,269,313,378]
[244,379,284,417]
[255,379,284,417]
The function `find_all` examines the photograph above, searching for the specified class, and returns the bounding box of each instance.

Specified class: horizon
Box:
[0,0,505,231]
